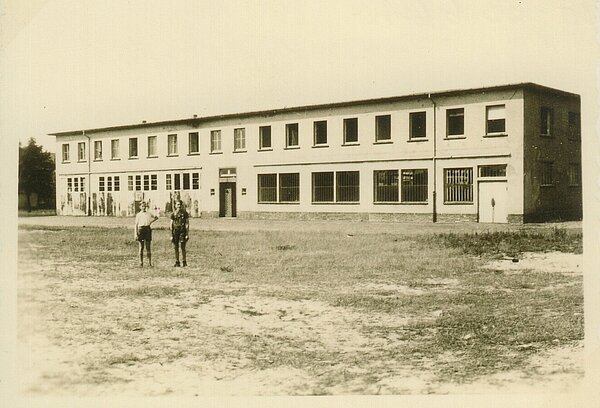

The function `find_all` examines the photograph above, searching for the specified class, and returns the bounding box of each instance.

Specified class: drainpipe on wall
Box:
[428,94,437,223]
[84,130,91,216]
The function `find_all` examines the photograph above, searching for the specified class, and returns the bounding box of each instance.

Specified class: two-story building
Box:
[49,83,582,223]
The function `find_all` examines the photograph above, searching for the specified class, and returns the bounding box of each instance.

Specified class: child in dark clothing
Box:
[170,200,190,267]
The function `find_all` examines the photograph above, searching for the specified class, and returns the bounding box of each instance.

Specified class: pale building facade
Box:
[50,83,582,223]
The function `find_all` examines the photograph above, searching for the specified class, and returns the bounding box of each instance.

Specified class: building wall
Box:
[523,89,582,222]
[54,87,533,222]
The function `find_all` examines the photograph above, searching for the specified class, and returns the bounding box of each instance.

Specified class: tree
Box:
[19,138,55,212]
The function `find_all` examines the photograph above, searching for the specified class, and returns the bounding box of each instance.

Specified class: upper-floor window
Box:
[444,168,473,203]
[189,132,199,154]
[313,120,327,146]
[409,112,426,139]
[286,123,299,148]
[568,112,580,140]
[210,130,221,153]
[94,141,102,160]
[259,126,272,150]
[343,118,358,144]
[111,139,119,159]
[78,142,86,161]
[129,138,138,158]
[486,105,506,135]
[540,161,554,186]
[447,108,465,137]
[234,128,246,151]
[147,136,157,157]
[540,107,553,136]
[375,115,391,142]
[168,134,178,155]
[568,163,581,187]
[62,144,70,162]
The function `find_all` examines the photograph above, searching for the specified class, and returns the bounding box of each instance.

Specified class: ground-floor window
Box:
[336,171,360,202]
[373,170,399,202]
[258,173,300,203]
[479,164,506,178]
[279,173,300,202]
[166,172,200,191]
[401,169,428,202]
[68,177,85,193]
[540,161,554,187]
[258,174,277,203]
[568,163,581,187]
[312,172,334,202]
[444,168,473,203]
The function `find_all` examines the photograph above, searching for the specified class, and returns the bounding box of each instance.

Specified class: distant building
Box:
[49,83,581,223]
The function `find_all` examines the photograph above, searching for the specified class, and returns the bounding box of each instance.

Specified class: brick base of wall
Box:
[523,209,583,223]
[435,213,478,223]
[507,214,524,224]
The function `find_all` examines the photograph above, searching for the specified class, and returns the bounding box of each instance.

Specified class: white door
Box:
[478,181,508,223]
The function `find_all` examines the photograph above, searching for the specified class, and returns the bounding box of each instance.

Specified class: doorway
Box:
[219,182,236,217]
[478,181,508,223]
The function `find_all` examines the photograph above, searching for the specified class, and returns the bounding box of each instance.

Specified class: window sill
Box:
[111,158,120,161]
[233,150,247,153]
[284,146,300,150]
[342,143,359,147]
[373,140,393,145]
[62,161,71,164]
[483,133,508,138]
[167,154,179,157]
[312,144,329,148]
[540,134,554,138]
[77,160,87,163]
[444,136,466,140]
[147,155,158,159]
[407,138,428,143]
[443,202,474,205]
[93,159,103,162]
[374,202,428,205]
[128,157,139,160]
[258,148,273,152]
[188,152,200,156]
[311,202,360,205]
[209,151,223,155]
[540,184,555,188]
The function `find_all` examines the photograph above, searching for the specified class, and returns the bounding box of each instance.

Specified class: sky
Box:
[1,0,598,153]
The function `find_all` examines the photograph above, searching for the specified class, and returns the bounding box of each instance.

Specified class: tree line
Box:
[19,138,55,212]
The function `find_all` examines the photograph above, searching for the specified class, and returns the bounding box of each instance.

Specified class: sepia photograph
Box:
[1,1,599,407]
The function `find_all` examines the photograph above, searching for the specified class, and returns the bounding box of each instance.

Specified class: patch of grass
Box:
[82,285,181,299]
[429,228,582,258]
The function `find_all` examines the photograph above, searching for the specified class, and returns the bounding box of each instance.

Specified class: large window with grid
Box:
[312,172,334,202]
[336,171,360,202]
[444,168,473,203]
[279,173,300,202]
[373,170,399,202]
[234,128,246,151]
[401,169,428,202]
[375,115,391,142]
[258,174,277,203]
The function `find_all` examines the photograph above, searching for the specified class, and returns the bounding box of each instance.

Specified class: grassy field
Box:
[17,221,583,396]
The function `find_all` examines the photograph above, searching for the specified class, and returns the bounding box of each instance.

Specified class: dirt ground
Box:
[16,218,585,396]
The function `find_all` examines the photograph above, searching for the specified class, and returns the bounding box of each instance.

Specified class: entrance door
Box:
[478,181,508,223]
[219,182,236,217]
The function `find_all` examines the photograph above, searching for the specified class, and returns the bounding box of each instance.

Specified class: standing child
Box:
[134,201,158,267]
[170,199,190,267]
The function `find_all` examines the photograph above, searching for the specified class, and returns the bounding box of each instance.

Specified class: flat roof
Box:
[48,82,579,137]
